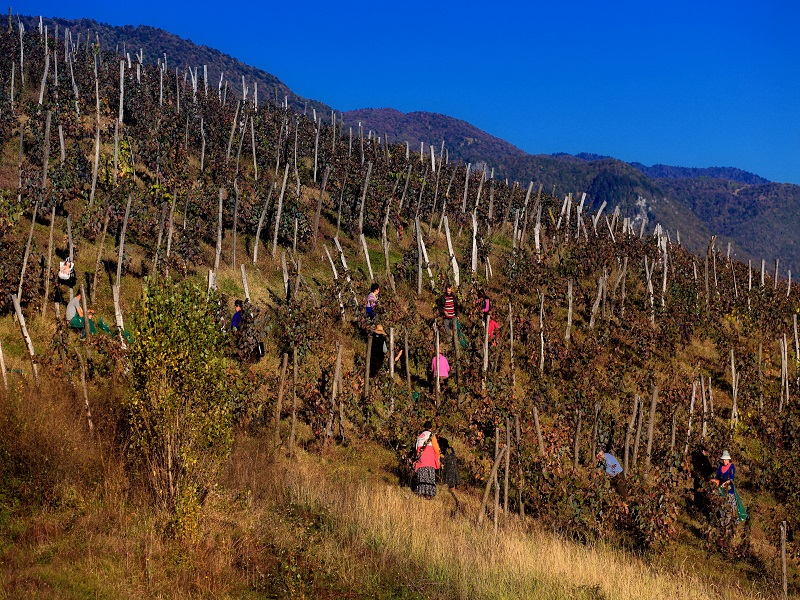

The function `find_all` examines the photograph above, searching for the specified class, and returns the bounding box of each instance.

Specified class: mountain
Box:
[20,16,333,118]
[342,108,528,171]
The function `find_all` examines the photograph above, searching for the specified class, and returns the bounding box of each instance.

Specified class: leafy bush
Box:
[124,277,237,533]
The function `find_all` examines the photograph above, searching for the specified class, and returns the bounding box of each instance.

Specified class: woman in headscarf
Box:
[412,423,440,498]
[711,450,746,524]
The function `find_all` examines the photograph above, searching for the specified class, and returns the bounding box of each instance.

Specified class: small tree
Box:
[125,277,235,532]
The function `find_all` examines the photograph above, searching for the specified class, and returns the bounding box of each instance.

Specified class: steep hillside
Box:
[19,15,333,118]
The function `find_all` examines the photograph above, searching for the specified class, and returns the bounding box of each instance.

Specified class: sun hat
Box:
[721,450,731,461]
[373,324,387,336]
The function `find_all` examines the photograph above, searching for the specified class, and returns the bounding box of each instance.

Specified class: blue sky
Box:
[18,0,800,183]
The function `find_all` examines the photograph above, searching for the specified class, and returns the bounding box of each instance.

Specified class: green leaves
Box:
[124,276,236,526]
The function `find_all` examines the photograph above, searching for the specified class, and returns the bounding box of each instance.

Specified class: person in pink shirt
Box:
[412,424,441,498]
[431,352,450,383]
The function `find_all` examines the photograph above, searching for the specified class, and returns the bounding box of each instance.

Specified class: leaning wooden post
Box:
[573,409,582,469]
[91,209,111,301]
[116,194,132,288]
[272,164,290,259]
[645,386,659,470]
[632,395,644,468]
[273,353,289,446]
[214,187,223,273]
[288,347,298,458]
[503,416,511,515]
[565,279,574,343]
[360,234,374,281]
[781,521,788,600]
[11,294,39,386]
[80,283,92,348]
[17,202,38,301]
[684,381,696,455]
[0,339,9,391]
[532,405,545,458]
[75,350,95,433]
[42,206,56,318]
[404,328,412,399]
[364,333,373,400]
[623,396,638,474]
[312,166,329,249]
[515,414,525,517]
[357,161,373,234]
[477,445,507,526]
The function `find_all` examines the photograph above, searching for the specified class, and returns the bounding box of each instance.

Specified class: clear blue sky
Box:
[18,0,800,183]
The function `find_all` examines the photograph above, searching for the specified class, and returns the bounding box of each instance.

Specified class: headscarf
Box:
[416,430,431,451]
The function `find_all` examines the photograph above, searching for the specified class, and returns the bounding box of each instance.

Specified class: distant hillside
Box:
[20,15,333,118]
[342,108,527,171]
[631,163,769,185]
[347,108,800,272]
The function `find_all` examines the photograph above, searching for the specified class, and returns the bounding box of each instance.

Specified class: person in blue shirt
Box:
[596,450,627,497]
[596,451,622,477]
[231,299,243,331]
[711,450,746,523]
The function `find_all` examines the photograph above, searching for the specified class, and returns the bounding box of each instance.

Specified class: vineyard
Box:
[0,18,798,599]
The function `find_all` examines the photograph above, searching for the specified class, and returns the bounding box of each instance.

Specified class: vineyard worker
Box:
[412,425,441,498]
[431,352,450,382]
[366,283,380,320]
[369,324,388,377]
[437,283,458,334]
[231,299,243,331]
[711,450,747,523]
[66,290,112,337]
[596,450,627,497]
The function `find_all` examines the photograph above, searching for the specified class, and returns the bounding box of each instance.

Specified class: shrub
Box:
[124,277,236,533]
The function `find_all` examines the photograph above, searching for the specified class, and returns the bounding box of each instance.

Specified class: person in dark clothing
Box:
[439,437,460,488]
[437,283,458,335]
[689,445,715,515]
[369,324,388,377]
[231,299,243,331]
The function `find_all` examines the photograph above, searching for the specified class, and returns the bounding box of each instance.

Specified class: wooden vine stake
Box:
[645,386,659,470]
[781,521,788,600]
[11,294,39,386]
[0,339,8,392]
[75,350,95,433]
[273,353,288,447]
[271,164,290,259]
[476,445,507,526]
[288,346,298,458]
[17,202,38,301]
